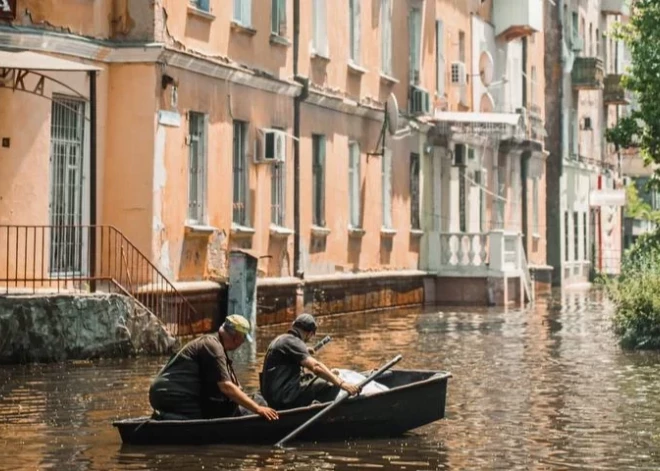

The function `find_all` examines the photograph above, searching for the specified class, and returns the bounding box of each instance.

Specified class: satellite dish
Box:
[479,51,494,87]
[480,93,495,112]
[386,93,400,135]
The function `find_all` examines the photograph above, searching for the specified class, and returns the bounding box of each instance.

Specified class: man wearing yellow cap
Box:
[149,314,279,421]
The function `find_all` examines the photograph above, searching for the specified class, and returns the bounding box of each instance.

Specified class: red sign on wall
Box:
[0,0,17,20]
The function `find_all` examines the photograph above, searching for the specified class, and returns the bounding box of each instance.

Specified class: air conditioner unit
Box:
[452,143,467,167]
[451,62,467,85]
[258,129,286,163]
[409,85,431,115]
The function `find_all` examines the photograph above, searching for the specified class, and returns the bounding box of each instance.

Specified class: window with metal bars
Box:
[271,135,286,227]
[312,0,328,57]
[188,112,207,224]
[233,121,249,226]
[349,0,361,64]
[49,96,86,275]
[312,134,326,227]
[381,0,393,75]
[190,0,210,12]
[410,153,420,230]
[234,0,251,26]
[348,142,361,228]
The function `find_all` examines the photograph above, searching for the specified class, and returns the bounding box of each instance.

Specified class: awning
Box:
[431,111,525,142]
[0,49,100,71]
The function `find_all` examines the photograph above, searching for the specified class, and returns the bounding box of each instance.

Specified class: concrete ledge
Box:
[0,293,177,364]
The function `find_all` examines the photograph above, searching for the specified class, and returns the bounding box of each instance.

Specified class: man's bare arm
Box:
[218,381,279,420]
[300,357,361,396]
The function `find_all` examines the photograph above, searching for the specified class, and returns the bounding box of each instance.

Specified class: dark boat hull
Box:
[113,369,451,445]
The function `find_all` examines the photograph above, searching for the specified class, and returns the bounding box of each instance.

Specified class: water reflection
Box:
[2,289,660,469]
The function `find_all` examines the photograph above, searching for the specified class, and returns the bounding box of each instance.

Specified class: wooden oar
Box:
[274,354,403,448]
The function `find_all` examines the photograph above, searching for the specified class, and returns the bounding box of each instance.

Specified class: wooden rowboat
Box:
[113,369,451,445]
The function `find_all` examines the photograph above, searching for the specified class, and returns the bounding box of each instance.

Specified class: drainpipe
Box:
[88,70,97,293]
[292,0,303,278]
[521,152,529,256]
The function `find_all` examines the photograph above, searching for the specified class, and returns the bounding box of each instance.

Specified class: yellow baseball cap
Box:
[224,314,253,342]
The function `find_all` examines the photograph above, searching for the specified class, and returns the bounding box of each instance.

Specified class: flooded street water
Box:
[2,288,660,470]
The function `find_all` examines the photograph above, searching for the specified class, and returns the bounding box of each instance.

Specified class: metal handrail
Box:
[0,224,198,337]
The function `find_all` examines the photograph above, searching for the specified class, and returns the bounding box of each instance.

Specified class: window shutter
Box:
[233,0,241,22]
[243,0,252,26]
[381,0,392,75]
[436,20,445,95]
[354,0,361,63]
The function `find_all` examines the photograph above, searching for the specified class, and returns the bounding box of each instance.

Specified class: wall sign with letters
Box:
[0,0,16,20]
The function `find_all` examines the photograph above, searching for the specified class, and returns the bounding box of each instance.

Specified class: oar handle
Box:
[275,354,403,448]
[312,335,332,353]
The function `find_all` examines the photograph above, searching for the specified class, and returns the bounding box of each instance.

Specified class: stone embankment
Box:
[0,294,177,364]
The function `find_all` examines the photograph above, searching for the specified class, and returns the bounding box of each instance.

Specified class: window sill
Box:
[410,229,424,237]
[532,233,541,240]
[231,21,257,36]
[347,62,368,76]
[185,223,216,236]
[311,52,331,62]
[380,228,397,238]
[269,34,291,47]
[269,224,294,238]
[231,223,255,237]
[380,73,399,85]
[311,225,331,237]
[348,227,366,238]
[187,6,216,21]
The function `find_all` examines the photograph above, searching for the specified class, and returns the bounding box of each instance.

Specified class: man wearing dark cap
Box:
[260,313,361,410]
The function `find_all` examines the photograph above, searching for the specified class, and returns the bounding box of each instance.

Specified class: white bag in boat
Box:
[333,369,389,395]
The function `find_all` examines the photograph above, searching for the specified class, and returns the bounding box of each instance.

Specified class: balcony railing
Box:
[603,74,631,105]
[428,230,523,274]
[572,57,605,90]
[0,225,199,337]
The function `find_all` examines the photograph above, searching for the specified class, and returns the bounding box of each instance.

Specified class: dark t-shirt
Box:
[260,330,311,408]
[149,333,235,419]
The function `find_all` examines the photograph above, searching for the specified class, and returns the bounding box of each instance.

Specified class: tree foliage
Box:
[606,1,660,169]
[624,182,660,223]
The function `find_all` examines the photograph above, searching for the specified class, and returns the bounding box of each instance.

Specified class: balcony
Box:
[572,57,604,90]
[601,0,629,16]
[493,0,544,41]
[603,74,631,105]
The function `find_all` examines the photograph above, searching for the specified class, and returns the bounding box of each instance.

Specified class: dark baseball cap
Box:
[292,313,317,332]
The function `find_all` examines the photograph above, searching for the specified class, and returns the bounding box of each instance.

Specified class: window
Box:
[435,19,445,96]
[312,135,326,227]
[190,0,210,12]
[232,121,249,226]
[271,0,286,36]
[381,0,393,75]
[233,0,251,26]
[188,112,207,224]
[348,142,361,228]
[382,149,393,229]
[271,160,286,227]
[49,96,85,275]
[564,211,570,262]
[583,212,588,260]
[409,7,422,84]
[458,31,466,63]
[573,211,579,261]
[410,153,421,230]
[530,66,537,107]
[459,167,467,233]
[312,0,328,57]
[349,0,361,64]
[532,178,539,235]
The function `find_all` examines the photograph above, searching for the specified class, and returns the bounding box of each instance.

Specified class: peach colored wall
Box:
[160,0,293,81]
[103,64,156,259]
[11,0,154,40]
[0,63,108,282]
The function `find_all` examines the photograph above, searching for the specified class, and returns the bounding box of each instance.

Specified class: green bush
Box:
[606,230,660,349]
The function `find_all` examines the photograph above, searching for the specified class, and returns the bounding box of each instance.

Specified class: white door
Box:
[49,97,86,275]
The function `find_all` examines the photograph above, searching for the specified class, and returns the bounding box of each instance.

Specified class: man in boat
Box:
[149,314,279,421]
[260,313,361,410]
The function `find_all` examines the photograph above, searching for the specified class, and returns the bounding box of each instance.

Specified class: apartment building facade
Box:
[0,0,551,320]
[546,0,627,286]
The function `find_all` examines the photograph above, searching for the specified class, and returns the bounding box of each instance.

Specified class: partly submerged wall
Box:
[0,294,177,364]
